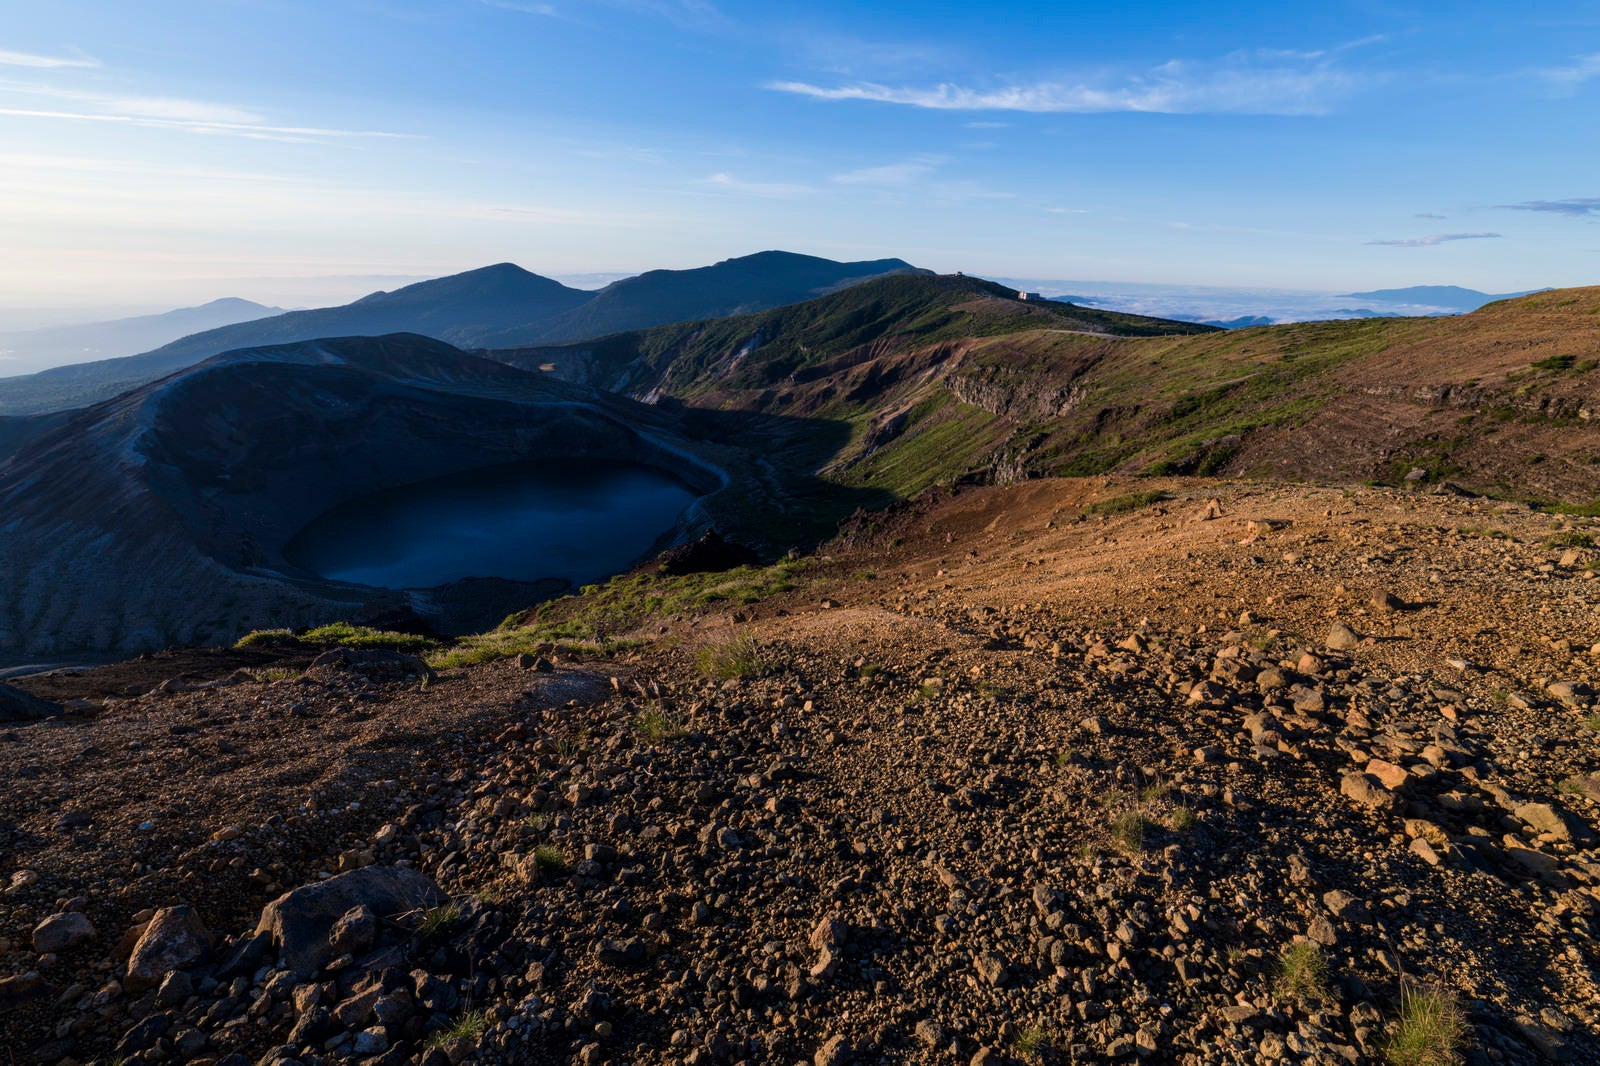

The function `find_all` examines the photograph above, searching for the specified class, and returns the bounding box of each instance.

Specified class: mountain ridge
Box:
[0,252,928,417]
[472,251,927,347]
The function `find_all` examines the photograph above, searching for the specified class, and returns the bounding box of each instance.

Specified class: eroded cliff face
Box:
[0,335,728,661]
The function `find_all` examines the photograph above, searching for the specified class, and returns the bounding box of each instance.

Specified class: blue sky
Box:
[3,1,1599,308]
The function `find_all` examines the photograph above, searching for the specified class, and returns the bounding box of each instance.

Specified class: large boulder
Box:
[0,682,60,722]
[303,647,434,685]
[126,905,213,992]
[32,911,96,953]
[256,866,446,978]
[657,529,759,576]
[1340,772,1397,812]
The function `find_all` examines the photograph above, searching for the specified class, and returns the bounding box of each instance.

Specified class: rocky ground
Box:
[2,477,1598,1065]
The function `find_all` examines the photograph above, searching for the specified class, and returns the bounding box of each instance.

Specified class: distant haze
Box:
[988,278,1535,326]
[0,298,282,378]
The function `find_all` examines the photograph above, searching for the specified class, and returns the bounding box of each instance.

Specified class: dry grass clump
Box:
[1384,982,1467,1066]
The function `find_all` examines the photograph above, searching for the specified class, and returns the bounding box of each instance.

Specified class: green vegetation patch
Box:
[1088,490,1171,516]
[428,558,807,669]
[235,622,434,653]
[1537,499,1600,518]
[1531,354,1576,371]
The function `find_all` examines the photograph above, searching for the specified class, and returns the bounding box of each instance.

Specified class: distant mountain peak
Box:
[1338,284,1551,312]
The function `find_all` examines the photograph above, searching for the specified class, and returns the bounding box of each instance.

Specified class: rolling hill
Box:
[486,272,1216,400]
[0,252,926,417]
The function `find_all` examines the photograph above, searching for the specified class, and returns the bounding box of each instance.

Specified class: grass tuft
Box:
[234,628,296,648]
[415,903,464,940]
[534,845,569,876]
[1276,941,1330,1002]
[1170,806,1198,832]
[636,705,687,743]
[696,634,764,681]
[1012,1026,1051,1059]
[426,1009,489,1049]
[1109,809,1148,853]
[1384,982,1467,1066]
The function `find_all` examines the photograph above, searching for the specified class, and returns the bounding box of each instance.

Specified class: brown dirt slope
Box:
[2,478,1597,1065]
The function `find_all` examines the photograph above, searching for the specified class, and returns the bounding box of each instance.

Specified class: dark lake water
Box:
[286,459,698,589]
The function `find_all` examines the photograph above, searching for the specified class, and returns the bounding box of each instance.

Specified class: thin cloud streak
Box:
[0,48,99,69]
[1366,232,1502,247]
[832,159,938,185]
[1500,198,1600,216]
[478,0,559,15]
[769,51,1360,116]
[1,78,416,142]
[0,101,417,141]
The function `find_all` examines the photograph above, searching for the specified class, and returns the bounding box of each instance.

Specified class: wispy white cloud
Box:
[770,46,1369,116]
[0,48,98,70]
[832,157,940,185]
[1500,198,1600,216]
[1256,34,1389,62]
[1366,232,1501,247]
[0,81,415,141]
[0,106,415,143]
[1413,212,1447,219]
[104,96,266,124]
[1540,52,1600,93]
[477,0,724,29]
[702,172,814,198]
[478,0,558,15]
